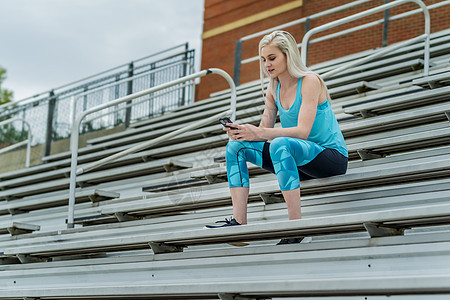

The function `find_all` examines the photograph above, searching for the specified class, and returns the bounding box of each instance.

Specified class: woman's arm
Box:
[229,74,321,141]
[225,84,278,141]
[259,86,278,129]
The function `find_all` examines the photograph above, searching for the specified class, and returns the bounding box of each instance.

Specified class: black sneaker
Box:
[205,217,241,228]
[276,237,304,245]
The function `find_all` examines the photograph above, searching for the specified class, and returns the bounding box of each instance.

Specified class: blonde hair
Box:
[258,30,330,99]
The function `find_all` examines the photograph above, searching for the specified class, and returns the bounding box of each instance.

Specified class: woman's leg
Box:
[226,140,267,224]
[230,187,249,224]
[269,137,325,219]
[281,188,301,220]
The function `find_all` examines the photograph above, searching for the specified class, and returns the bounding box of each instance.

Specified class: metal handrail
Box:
[321,34,427,80]
[302,0,430,77]
[0,43,190,111]
[304,1,448,50]
[67,68,236,228]
[235,0,448,84]
[70,60,196,129]
[0,118,31,168]
[233,0,372,84]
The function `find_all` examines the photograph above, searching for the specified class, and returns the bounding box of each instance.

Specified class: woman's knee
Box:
[269,137,290,156]
[226,140,243,156]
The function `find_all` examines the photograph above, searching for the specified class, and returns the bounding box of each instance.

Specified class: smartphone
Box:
[219,117,238,130]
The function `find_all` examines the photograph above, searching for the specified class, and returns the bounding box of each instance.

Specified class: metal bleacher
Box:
[0,8,450,300]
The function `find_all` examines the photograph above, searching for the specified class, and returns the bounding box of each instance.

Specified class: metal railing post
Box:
[66,68,236,228]
[233,40,243,87]
[382,0,390,47]
[44,90,56,158]
[304,17,311,65]
[124,62,134,129]
[181,43,189,106]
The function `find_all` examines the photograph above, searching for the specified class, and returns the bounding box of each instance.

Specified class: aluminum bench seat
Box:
[343,85,450,118]
[105,149,450,219]
[4,199,450,261]
[1,181,448,260]
[0,188,120,216]
[325,58,433,89]
[0,157,193,191]
[327,81,381,98]
[0,157,73,182]
[340,101,450,137]
[0,190,137,234]
[0,146,224,213]
[4,274,448,299]
[312,28,450,74]
[334,82,424,109]
[2,230,450,298]
[412,71,450,89]
[346,121,450,160]
[0,222,40,236]
[322,42,449,82]
[0,153,209,201]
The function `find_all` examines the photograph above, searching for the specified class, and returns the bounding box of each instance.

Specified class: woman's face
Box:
[261,44,288,79]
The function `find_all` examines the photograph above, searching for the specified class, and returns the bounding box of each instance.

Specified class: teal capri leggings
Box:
[226,137,348,191]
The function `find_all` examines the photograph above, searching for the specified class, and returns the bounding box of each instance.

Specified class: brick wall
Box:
[197,0,450,101]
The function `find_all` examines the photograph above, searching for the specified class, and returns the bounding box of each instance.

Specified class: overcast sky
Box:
[0,0,204,101]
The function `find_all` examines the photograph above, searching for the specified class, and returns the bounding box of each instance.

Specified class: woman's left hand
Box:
[228,123,264,141]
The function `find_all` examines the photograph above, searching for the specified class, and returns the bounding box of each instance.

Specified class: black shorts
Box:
[261,141,348,181]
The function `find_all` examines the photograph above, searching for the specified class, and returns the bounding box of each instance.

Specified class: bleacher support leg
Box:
[114,212,137,222]
[16,254,47,264]
[363,222,407,238]
[259,193,284,204]
[360,110,377,118]
[205,175,226,184]
[357,149,384,161]
[148,242,184,254]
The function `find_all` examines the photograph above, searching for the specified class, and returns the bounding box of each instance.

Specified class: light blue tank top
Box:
[275,77,348,157]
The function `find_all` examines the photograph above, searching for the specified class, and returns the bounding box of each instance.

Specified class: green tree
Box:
[0,67,14,105]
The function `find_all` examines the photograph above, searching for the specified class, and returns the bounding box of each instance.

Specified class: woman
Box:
[206,31,348,244]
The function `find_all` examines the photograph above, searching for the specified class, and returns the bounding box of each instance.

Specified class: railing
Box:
[67,68,237,228]
[70,60,196,133]
[0,43,195,155]
[0,43,191,112]
[233,0,371,85]
[303,0,431,78]
[234,0,449,85]
[0,118,31,168]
